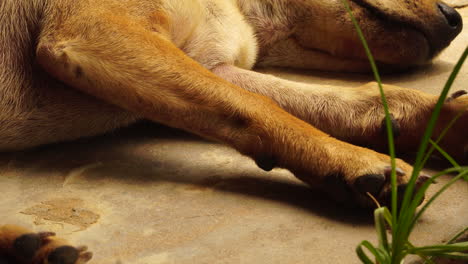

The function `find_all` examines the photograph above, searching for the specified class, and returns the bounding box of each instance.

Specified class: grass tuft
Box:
[339,0,468,263]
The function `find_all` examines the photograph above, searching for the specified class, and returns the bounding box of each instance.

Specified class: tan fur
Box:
[1,0,466,208]
[1,0,466,262]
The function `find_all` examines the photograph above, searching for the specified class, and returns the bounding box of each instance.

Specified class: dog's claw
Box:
[416,174,432,186]
[384,166,405,177]
[446,90,467,102]
[354,174,386,196]
[76,246,88,252]
[381,113,401,138]
[38,231,56,240]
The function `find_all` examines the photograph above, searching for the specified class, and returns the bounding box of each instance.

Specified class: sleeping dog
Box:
[0,0,465,263]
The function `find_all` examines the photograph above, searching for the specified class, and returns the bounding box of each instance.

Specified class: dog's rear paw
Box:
[0,225,92,264]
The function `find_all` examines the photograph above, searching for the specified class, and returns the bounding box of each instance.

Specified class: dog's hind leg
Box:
[34,11,431,208]
[212,65,468,164]
[0,77,138,151]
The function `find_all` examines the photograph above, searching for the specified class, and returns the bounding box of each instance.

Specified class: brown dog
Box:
[0,0,466,262]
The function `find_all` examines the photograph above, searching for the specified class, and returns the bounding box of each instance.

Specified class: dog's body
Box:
[0,0,467,262]
[1,0,467,209]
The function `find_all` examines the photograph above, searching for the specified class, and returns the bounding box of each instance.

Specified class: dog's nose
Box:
[427,2,463,56]
[437,2,462,30]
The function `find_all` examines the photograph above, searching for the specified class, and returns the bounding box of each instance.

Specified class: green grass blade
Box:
[410,242,468,254]
[382,207,393,228]
[356,244,376,264]
[410,171,468,231]
[446,227,468,244]
[427,227,468,262]
[396,46,468,261]
[400,46,467,213]
[427,252,468,260]
[375,207,390,251]
[361,240,391,263]
[339,0,398,229]
[429,139,460,168]
[422,112,463,166]
[405,167,467,222]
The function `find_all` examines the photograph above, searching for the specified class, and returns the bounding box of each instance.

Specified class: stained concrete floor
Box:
[1,7,468,264]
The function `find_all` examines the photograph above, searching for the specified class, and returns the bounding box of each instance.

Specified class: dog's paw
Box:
[352,85,468,165]
[0,225,92,264]
[435,92,468,164]
[294,147,428,208]
[387,90,468,165]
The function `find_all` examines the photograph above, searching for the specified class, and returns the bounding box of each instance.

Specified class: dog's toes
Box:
[354,174,386,197]
[13,233,42,260]
[47,246,80,264]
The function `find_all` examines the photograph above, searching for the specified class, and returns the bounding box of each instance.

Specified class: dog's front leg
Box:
[35,13,427,208]
[212,65,468,163]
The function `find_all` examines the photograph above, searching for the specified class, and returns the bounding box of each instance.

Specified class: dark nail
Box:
[354,174,386,196]
[255,155,276,171]
[416,174,432,186]
[384,166,405,177]
[446,90,467,102]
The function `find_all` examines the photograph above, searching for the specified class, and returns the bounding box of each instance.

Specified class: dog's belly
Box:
[163,0,258,70]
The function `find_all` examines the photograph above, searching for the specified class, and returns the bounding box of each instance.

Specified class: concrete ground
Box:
[1,7,467,264]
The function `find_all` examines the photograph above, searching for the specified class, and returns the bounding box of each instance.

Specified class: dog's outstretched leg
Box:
[35,13,427,208]
[212,65,468,164]
[0,225,92,264]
